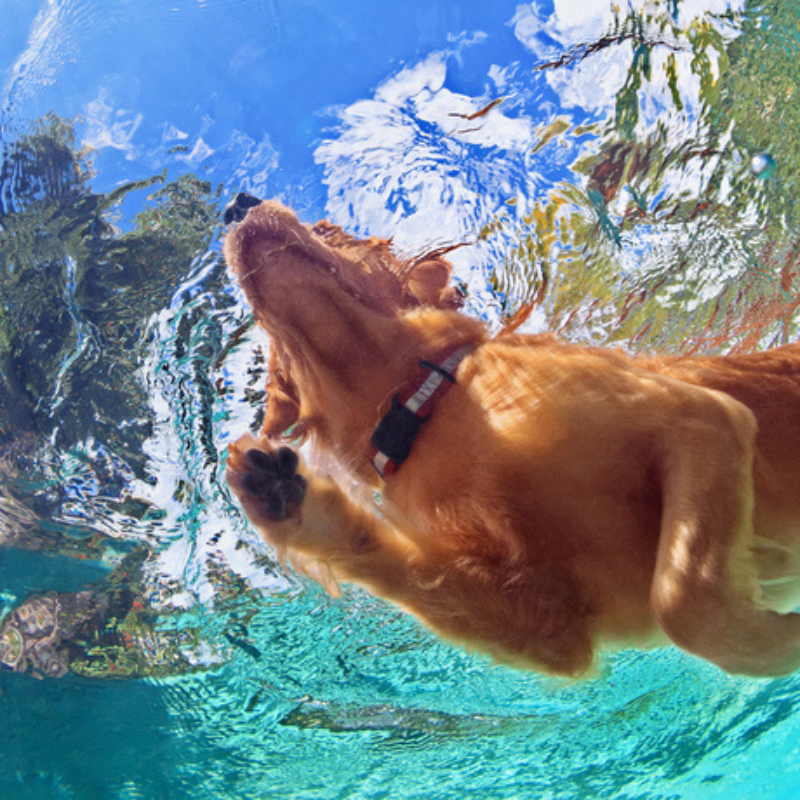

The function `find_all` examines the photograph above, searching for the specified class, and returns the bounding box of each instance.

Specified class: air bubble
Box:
[750,152,776,179]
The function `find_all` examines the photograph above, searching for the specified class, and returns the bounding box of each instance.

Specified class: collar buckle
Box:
[369,344,474,479]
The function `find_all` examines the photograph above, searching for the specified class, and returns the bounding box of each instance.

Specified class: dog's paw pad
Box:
[240,447,306,521]
[245,447,279,475]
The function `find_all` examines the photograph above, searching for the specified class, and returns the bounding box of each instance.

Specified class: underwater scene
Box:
[3,0,800,796]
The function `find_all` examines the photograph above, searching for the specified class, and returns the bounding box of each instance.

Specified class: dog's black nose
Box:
[224,192,262,227]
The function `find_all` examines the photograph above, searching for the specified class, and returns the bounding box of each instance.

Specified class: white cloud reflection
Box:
[512,0,746,121]
[314,1,746,263]
[512,0,614,61]
[2,0,77,114]
[81,94,143,158]
[315,53,538,267]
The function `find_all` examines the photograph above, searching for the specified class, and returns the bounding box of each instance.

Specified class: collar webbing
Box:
[369,344,474,479]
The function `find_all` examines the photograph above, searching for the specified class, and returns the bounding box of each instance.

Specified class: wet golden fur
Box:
[224,199,800,678]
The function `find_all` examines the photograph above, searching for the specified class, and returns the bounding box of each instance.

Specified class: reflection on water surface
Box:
[3,0,800,797]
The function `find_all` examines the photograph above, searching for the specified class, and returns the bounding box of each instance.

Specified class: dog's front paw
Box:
[239,446,307,521]
[227,436,307,525]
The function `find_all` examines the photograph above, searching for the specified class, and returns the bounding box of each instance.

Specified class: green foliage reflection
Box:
[0,115,223,461]
[0,116,233,678]
[489,0,800,354]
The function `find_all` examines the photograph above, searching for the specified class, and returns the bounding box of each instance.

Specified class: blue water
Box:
[3,0,800,797]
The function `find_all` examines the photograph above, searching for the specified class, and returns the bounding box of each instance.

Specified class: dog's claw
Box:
[240,447,306,521]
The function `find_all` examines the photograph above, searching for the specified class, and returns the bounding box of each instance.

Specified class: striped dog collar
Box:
[369,344,474,479]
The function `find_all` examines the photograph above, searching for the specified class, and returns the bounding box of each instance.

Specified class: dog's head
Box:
[223,195,463,315]
[223,195,465,440]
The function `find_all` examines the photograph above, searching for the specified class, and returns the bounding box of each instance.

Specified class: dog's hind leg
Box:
[650,388,800,676]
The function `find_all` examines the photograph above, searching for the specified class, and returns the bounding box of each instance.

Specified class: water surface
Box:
[3,0,800,796]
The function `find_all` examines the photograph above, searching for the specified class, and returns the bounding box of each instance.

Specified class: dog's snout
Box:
[224,192,262,227]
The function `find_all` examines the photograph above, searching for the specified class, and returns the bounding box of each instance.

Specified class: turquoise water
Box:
[3,0,800,796]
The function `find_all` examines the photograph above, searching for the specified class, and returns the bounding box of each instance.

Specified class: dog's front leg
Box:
[226,435,426,601]
[226,435,595,677]
[651,389,800,676]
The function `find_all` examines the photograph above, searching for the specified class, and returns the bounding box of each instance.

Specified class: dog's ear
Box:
[407,258,453,307]
[261,348,301,438]
[261,385,300,439]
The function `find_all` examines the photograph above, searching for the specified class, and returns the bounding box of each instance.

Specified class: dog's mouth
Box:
[223,195,345,292]
[223,195,417,320]
[222,194,463,324]
[223,194,331,265]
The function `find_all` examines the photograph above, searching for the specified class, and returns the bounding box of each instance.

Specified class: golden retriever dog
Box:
[223,193,800,678]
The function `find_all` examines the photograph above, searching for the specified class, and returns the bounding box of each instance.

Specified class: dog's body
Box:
[224,196,800,678]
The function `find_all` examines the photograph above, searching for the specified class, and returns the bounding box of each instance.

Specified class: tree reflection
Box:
[0,115,235,678]
[489,0,800,354]
[0,115,224,464]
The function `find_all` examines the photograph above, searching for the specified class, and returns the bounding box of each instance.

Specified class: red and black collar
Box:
[369,344,474,479]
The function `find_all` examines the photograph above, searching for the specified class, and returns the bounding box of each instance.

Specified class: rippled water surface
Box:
[3,0,800,797]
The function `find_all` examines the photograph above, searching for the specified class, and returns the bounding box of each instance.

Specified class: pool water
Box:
[3,0,800,796]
